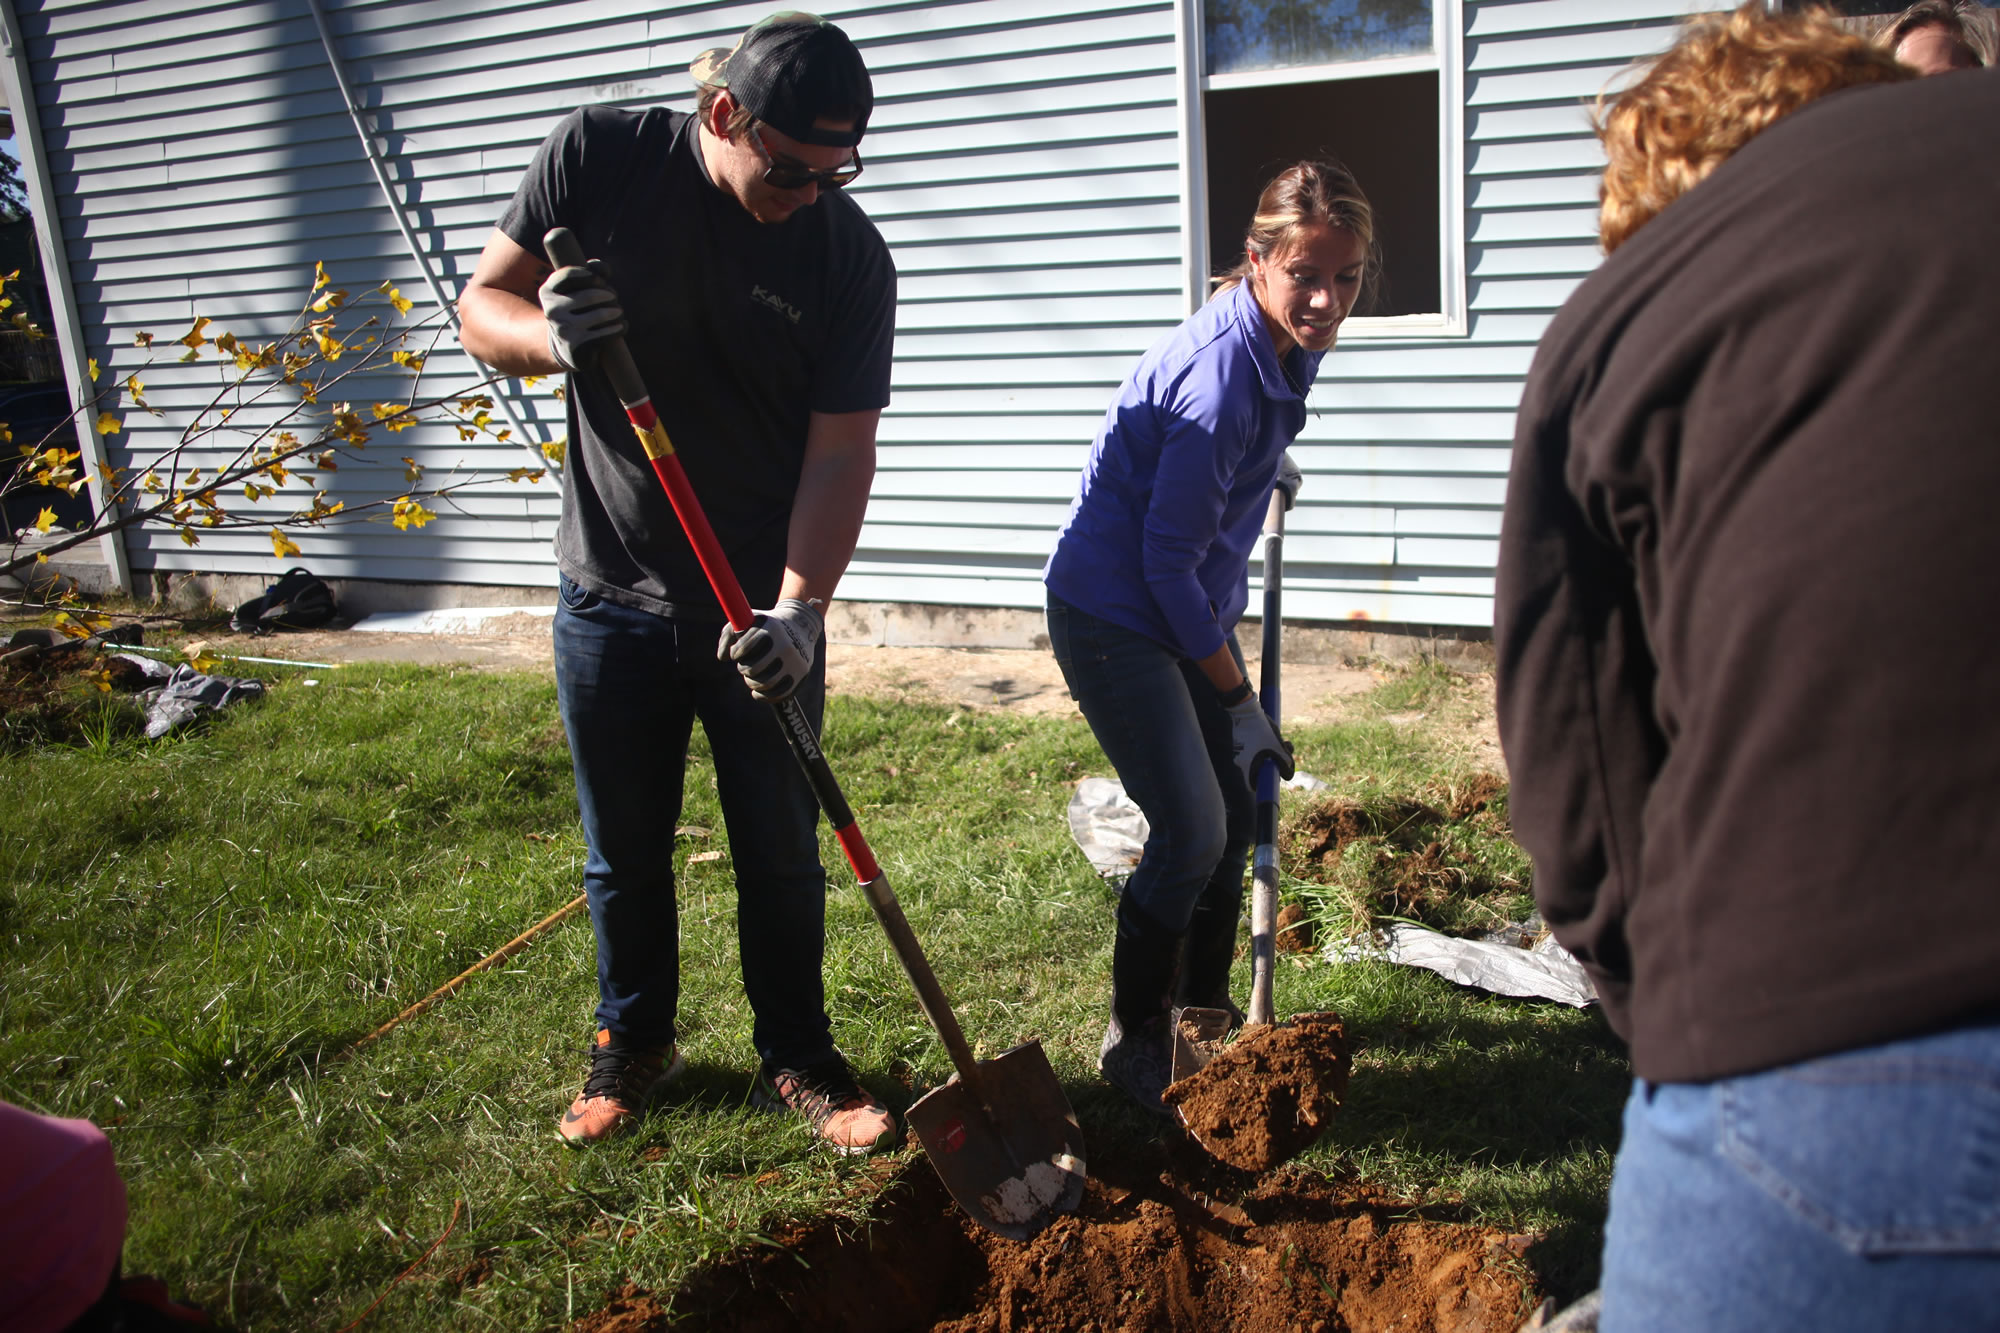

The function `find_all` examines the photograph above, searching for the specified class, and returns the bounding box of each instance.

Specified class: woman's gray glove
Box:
[1225,691,1295,791]
[719,598,823,703]
[538,261,626,371]
[1275,451,1304,511]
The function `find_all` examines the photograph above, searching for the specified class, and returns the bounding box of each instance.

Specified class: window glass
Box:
[1207,0,1433,76]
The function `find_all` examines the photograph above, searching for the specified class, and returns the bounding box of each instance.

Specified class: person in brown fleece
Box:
[1496,6,1998,1330]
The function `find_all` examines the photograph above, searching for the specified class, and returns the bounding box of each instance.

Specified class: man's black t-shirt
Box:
[498,106,895,618]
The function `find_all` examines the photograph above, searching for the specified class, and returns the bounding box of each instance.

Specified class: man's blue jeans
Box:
[1601,1019,2000,1331]
[553,574,836,1071]
[1045,593,1253,940]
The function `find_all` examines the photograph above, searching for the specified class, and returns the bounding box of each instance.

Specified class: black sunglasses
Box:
[747,125,863,190]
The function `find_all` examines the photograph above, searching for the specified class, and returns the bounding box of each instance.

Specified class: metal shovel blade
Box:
[904,1039,1087,1241]
[1170,1004,1236,1084]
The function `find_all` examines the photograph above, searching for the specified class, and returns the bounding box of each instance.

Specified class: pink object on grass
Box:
[0,1099,127,1333]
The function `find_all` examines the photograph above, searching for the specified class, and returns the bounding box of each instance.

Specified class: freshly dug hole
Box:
[617,1144,1530,1333]
[1164,1012,1352,1172]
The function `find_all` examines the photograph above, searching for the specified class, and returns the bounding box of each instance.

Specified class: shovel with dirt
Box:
[544,229,1085,1240]
[1164,492,1351,1172]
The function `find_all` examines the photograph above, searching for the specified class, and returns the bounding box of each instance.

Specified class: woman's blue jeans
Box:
[1601,1019,2000,1331]
[1046,593,1253,956]
[552,574,836,1071]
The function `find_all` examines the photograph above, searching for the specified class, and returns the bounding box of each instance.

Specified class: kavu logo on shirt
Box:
[750,284,802,325]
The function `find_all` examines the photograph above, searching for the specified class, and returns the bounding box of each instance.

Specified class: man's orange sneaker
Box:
[753,1056,899,1156]
[558,1029,685,1146]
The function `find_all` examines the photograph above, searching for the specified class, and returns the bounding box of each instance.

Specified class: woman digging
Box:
[1044,160,1372,1118]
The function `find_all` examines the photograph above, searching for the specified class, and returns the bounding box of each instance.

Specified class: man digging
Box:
[458,13,898,1153]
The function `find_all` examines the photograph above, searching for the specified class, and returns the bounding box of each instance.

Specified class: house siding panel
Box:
[17,0,1703,623]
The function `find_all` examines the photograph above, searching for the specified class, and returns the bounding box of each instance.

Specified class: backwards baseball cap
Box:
[690,12,872,149]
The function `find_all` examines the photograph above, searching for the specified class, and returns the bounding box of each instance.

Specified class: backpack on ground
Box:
[230,567,337,633]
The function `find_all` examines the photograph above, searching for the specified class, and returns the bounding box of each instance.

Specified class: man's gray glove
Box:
[1275,451,1304,511]
[719,598,823,703]
[538,261,627,371]
[1225,691,1295,792]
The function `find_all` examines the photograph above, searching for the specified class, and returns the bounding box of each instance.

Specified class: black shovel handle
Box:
[543,227,991,1103]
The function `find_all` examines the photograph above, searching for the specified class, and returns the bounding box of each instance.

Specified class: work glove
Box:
[1224,691,1295,793]
[1275,451,1304,511]
[538,260,626,371]
[719,598,823,703]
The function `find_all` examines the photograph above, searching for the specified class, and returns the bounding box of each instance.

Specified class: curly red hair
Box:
[1597,3,1915,254]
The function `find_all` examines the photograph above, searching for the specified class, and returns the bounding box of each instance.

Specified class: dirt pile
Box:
[597,1141,1532,1333]
[1164,1013,1352,1172]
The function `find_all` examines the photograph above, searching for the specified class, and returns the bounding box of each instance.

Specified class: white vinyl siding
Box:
[15,0,1708,626]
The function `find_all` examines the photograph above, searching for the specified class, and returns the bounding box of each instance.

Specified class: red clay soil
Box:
[583,1137,1533,1333]
[1163,1013,1352,1173]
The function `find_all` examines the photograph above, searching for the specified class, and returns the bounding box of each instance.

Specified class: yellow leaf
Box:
[401,456,423,482]
[377,281,414,316]
[178,316,211,352]
[315,451,338,471]
[141,470,162,493]
[33,506,56,532]
[178,527,201,547]
[184,641,218,672]
[390,350,426,373]
[299,382,319,405]
[310,288,348,314]
[270,528,302,559]
[97,462,118,486]
[330,411,369,447]
[134,331,155,348]
[313,329,344,361]
[522,374,545,387]
[88,357,99,381]
[0,424,10,444]
[390,496,435,531]
[126,376,145,399]
[373,403,416,432]
[542,437,567,466]
[314,261,330,292]
[506,467,545,484]
[95,411,121,436]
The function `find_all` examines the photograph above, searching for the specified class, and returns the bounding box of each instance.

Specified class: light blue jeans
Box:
[1601,1019,2000,1332]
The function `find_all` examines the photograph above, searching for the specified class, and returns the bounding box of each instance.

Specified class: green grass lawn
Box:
[0,657,1626,1329]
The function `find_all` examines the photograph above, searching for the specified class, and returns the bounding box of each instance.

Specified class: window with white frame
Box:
[1186,0,1464,334]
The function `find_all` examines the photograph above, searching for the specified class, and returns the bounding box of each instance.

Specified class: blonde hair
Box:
[1214,160,1377,302]
[1596,3,1914,254]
